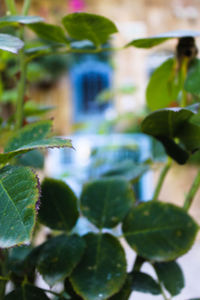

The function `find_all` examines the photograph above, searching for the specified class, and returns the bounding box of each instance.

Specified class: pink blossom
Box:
[68,0,85,12]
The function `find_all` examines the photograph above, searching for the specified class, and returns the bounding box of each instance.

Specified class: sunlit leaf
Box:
[28,22,68,44]
[0,166,40,248]
[127,30,200,49]
[0,33,24,53]
[0,15,43,28]
[185,58,200,95]
[146,58,181,110]
[62,13,118,46]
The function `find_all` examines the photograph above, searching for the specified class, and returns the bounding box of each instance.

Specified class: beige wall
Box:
[26,0,200,124]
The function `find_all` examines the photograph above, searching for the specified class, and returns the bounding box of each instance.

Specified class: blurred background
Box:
[1,0,200,299]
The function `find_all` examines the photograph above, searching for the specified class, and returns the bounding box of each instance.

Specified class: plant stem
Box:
[132,255,145,272]
[158,280,170,300]
[152,158,172,201]
[0,276,9,281]
[26,46,123,63]
[15,0,32,129]
[16,28,27,129]
[0,250,8,299]
[22,0,31,16]
[5,0,17,15]
[183,169,200,211]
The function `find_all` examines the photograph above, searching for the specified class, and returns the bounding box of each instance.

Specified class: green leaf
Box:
[102,160,149,183]
[23,244,45,271]
[37,234,85,286]
[5,285,50,300]
[156,136,189,164]
[5,120,52,152]
[130,271,161,295]
[7,245,33,277]
[122,201,198,261]
[80,178,135,229]
[141,107,194,138]
[146,58,181,110]
[28,22,68,44]
[109,275,132,300]
[24,102,55,117]
[0,120,72,164]
[185,59,200,95]
[70,233,127,300]
[0,15,44,28]
[177,122,200,152]
[62,13,118,46]
[0,166,40,248]
[0,33,24,53]
[153,261,184,296]
[127,37,169,48]
[16,150,44,169]
[126,30,200,48]
[0,137,72,164]
[141,105,200,163]
[38,178,79,231]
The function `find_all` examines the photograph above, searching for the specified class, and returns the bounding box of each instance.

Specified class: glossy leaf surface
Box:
[38,178,79,231]
[71,233,126,300]
[80,178,135,229]
[154,261,184,296]
[127,30,200,48]
[122,201,198,261]
[62,13,118,46]
[28,22,68,44]
[0,15,43,28]
[0,166,39,248]
[146,58,181,110]
[0,33,24,53]
[37,234,85,286]
[131,271,161,295]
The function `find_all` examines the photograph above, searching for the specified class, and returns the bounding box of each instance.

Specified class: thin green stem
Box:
[22,0,31,16]
[158,280,170,300]
[5,0,17,15]
[0,276,9,281]
[152,159,172,201]
[183,169,200,211]
[132,255,145,272]
[0,249,8,299]
[25,46,123,63]
[15,28,27,129]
